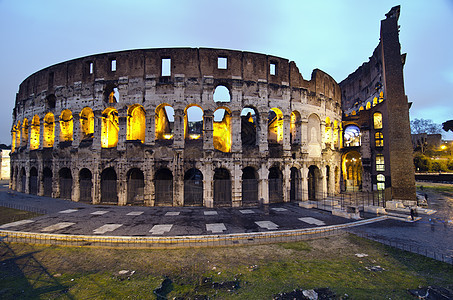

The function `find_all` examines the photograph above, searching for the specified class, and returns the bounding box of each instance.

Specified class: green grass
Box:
[0,206,42,225]
[1,234,452,299]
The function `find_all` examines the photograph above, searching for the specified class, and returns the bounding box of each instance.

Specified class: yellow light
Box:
[163,134,173,140]
[440,145,447,150]
[189,134,201,140]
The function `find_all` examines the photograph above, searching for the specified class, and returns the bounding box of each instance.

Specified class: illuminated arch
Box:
[324,117,331,144]
[59,109,73,142]
[213,107,232,152]
[127,104,146,143]
[43,113,55,148]
[268,107,283,144]
[373,112,383,129]
[21,118,29,147]
[30,115,40,150]
[366,102,371,110]
[15,121,21,150]
[80,107,94,141]
[11,124,17,152]
[373,97,378,106]
[101,107,119,148]
[333,120,339,145]
[184,105,203,140]
[290,111,301,144]
[155,103,174,140]
[342,151,362,191]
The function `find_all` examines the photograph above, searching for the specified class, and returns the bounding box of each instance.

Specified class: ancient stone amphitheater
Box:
[10,48,342,207]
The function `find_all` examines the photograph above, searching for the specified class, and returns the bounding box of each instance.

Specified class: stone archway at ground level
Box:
[308,165,321,200]
[184,168,203,206]
[101,168,118,204]
[79,168,92,203]
[127,168,145,205]
[242,166,258,206]
[155,168,173,206]
[213,168,231,207]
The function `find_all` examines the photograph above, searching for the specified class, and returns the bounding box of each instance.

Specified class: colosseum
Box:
[9,6,416,208]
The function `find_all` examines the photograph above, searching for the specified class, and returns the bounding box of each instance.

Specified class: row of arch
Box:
[12,165,331,206]
[12,104,342,153]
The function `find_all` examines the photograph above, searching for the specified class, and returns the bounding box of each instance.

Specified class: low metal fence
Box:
[0,201,47,215]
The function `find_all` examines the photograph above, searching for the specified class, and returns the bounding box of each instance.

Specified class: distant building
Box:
[0,149,11,180]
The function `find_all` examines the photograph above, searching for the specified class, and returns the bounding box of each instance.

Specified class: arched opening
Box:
[20,167,26,193]
[59,110,73,142]
[290,111,301,145]
[324,117,331,145]
[308,166,321,200]
[242,166,258,206]
[59,168,72,200]
[342,151,362,191]
[155,168,173,206]
[127,168,145,205]
[184,105,203,140]
[101,167,118,203]
[213,85,231,103]
[21,119,29,147]
[30,115,40,150]
[79,168,92,203]
[268,108,283,144]
[43,113,55,148]
[11,125,17,152]
[155,104,174,141]
[290,167,301,202]
[80,107,94,141]
[104,83,119,103]
[29,167,38,195]
[46,94,56,109]
[344,125,361,147]
[213,107,232,152]
[213,168,231,207]
[333,120,339,147]
[308,114,321,145]
[16,121,21,149]
[241,107,258,147]
[127,105,146,143]
[101,107,119,148]
[326,165,331,195]
[373,112,383,129]
[184,168,203,206]
[43,167,53,197]
[268,167,283,203]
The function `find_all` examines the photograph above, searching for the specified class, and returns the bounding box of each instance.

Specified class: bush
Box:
[448,160,453,171]
[414,154,431,172]
[431,161,448,172]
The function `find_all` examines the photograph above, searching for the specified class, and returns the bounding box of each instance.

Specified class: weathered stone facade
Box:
[10,6,415,206]
[10,47,342,207]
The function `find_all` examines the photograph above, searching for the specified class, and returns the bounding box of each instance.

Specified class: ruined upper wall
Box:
[16,47,341,105]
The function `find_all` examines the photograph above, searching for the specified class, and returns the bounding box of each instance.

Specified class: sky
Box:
[0,0,452,144]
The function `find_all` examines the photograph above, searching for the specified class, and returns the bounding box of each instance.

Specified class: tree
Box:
[410,118,443,134]
[443,120,453,132]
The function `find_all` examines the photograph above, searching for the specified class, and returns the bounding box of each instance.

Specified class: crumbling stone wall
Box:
[10,48,342,207]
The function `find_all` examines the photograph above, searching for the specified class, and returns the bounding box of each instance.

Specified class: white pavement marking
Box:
[165,212,180,216]
[41,222,75,232]
[271,207,288,212]
[93,224,123,234]
[150,224,173,235]
[126,211,144,216]
[239,209,254,214]
[255,221,279,230]
[91,210,109,215]
[204,211,218,216]
[206,223,226,233]
[59,209,78,214]
[0,219,35,229]
[298,217,326,226]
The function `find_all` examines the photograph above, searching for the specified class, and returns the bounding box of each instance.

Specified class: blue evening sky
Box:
[0,0,452,144]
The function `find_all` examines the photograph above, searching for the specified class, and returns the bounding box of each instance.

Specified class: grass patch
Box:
[1,234,452,299]
[0,207,42,225]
